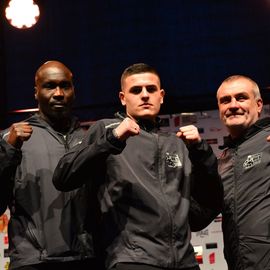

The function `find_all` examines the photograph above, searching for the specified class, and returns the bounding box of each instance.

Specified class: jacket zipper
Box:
[154,132,176,267]
[233,147,238,223]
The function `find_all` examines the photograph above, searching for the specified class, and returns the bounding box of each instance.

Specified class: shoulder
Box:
[91,118,121,129]
[84,118,119,136]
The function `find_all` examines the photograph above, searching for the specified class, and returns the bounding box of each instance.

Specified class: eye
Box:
[236,94,248,102]
[219,97,231,104]
[42,82,57,89]
[59,81,72,89]
[146,85,158,93]
[130,86,143,94]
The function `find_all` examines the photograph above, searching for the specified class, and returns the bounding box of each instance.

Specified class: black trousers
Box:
[110,263,200,270]
[15,258,105,270]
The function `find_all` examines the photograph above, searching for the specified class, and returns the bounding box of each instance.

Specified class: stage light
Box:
[5,0,40,29]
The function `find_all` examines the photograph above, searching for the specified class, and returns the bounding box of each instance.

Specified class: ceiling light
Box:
[5,0,40,29]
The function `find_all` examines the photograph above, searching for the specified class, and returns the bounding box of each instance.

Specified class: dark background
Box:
[1,0,270,129]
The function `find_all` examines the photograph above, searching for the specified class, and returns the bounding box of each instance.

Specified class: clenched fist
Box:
[176,125,201,144]
[7,122,33,149]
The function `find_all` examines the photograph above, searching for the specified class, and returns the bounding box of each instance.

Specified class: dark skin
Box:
[7,60,75,148]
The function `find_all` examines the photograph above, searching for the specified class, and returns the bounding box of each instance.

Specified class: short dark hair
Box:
[120,63,161,87]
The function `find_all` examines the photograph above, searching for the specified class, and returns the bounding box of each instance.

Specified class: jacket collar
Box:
[219,117,270,149]
[114,111,161,132]
[24,113,80,134]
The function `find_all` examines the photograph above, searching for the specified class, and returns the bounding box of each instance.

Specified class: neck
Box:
[228,126,247,140]
[127,113,156,123]
[39,112,71,134]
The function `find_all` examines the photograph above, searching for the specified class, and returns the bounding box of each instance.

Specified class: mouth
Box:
[226,114,242,119]
[140,103,152,108]
[51,103,66,109]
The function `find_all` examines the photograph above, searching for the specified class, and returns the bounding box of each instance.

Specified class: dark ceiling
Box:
[1,0,270,128]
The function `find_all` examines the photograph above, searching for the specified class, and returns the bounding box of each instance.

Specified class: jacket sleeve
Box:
[53,120,126,191]
[187,140,223,230]
[189,197,220,232]
[0,138,22,215]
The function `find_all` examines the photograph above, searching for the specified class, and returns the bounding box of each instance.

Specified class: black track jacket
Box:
[53,113,223,270]
[219,117,270,270]
[0,114,94,269]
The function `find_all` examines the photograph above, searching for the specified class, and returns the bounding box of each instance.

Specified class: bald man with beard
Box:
[0,61,102,270]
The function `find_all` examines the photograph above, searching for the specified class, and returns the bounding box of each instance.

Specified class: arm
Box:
[187,140,223,230]
[52,120,128,191]
[177,125,223,229]
[53,117,140,191]
[0,139,22,214]
[0,122,32,214]
[189,197,220,232]
[187,139,223,211]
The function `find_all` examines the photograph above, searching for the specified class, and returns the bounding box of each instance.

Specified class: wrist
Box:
[112,128,120,140]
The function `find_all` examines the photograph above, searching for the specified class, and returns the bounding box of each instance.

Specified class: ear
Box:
[257,98,263,114]
[160,89,165,104]
[119,91,126,106]
[34,86,38,100]
[72,88,76,101]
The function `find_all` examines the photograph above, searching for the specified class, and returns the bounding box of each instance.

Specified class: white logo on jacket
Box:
[165,152,182,168]
[243,153,262,169]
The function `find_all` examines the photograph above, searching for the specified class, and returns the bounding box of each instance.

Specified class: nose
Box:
[229,97,239,108]
[54,86,64,97]
[141,87,149,97]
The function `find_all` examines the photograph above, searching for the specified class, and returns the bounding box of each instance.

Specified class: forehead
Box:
[123,72,160,88]
[37,66,71,83]
[217,79,254,98]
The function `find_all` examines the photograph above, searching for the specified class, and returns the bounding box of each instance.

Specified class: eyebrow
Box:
[129,85,158,91]
[219,92,249,101]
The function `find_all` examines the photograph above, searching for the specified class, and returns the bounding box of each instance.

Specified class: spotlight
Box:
[5,0,40,29]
